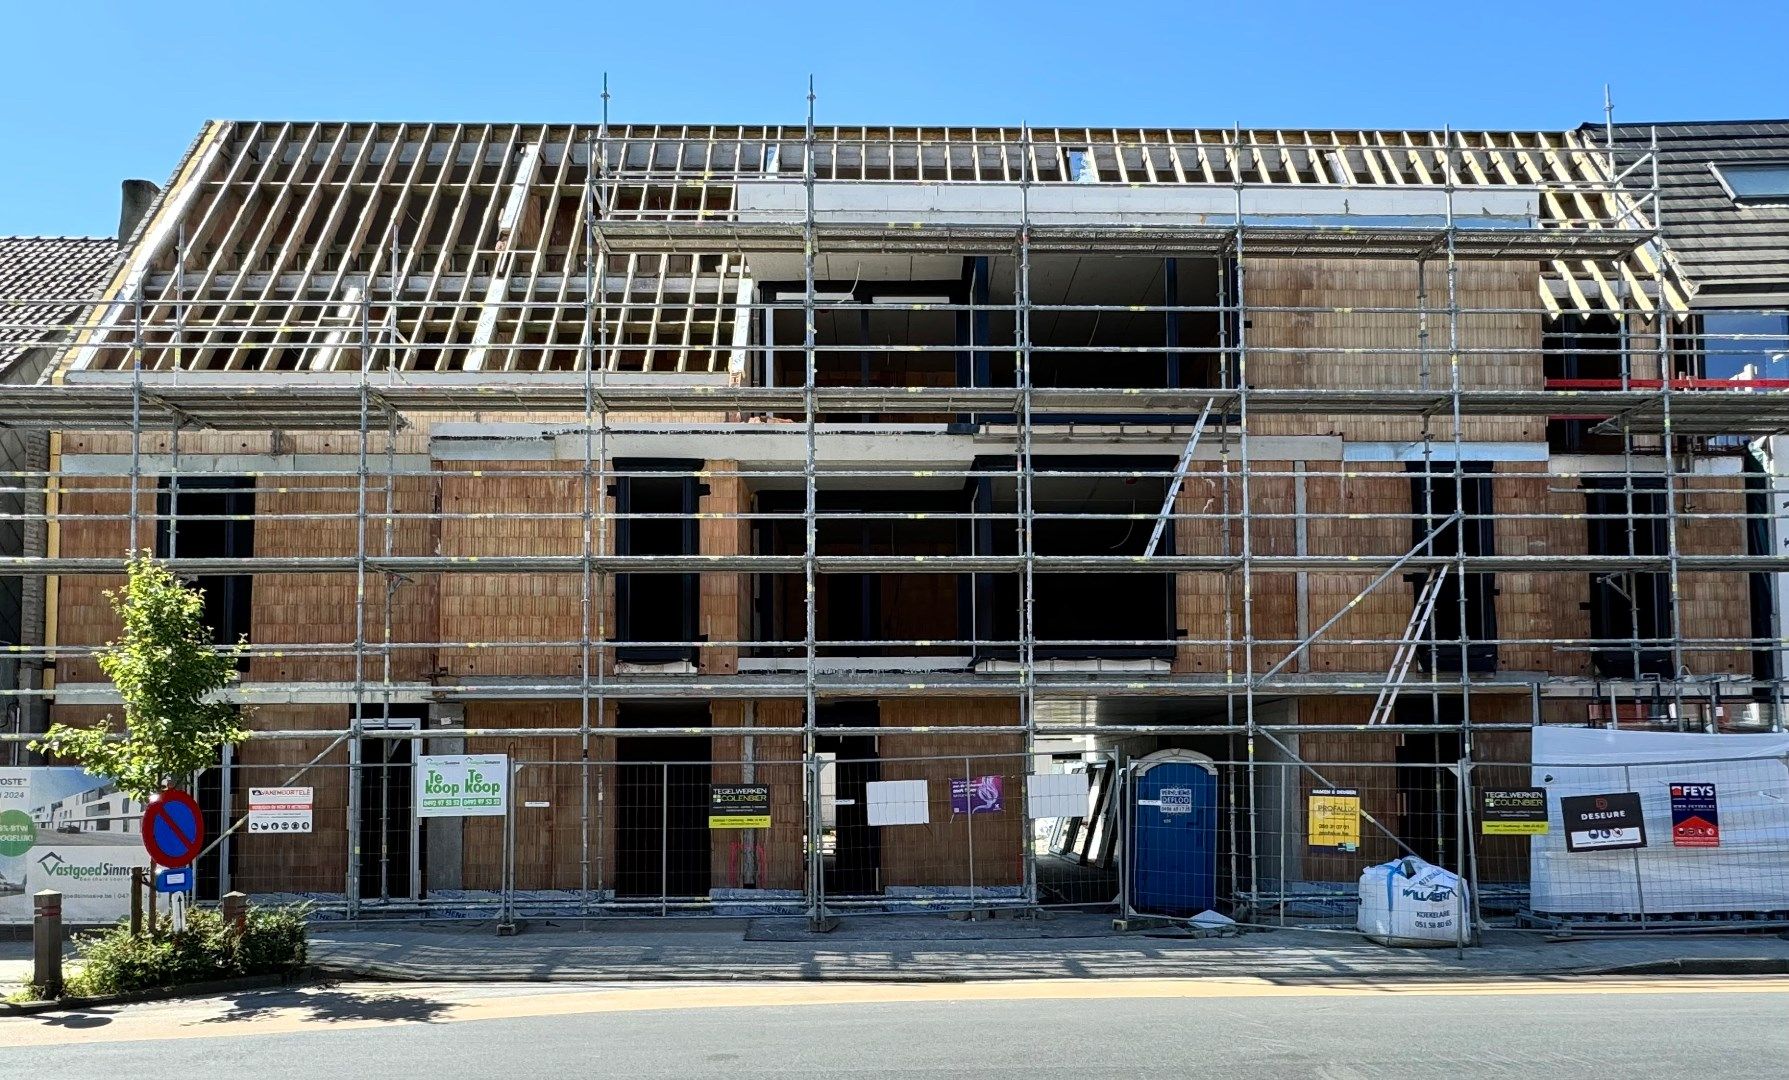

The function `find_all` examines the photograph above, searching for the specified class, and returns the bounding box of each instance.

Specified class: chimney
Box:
[118,179,161,242]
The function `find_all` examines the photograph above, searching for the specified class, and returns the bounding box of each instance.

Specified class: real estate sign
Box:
[415,755,509,818]
[0,767,145,924]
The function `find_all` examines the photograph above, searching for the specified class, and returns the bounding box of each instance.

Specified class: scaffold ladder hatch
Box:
[1369,565,1450,726]
[1144,397,1216,558]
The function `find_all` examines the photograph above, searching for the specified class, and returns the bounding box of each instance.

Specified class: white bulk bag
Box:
[1357,856,1469,947]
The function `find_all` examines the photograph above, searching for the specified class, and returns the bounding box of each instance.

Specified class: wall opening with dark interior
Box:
[752,489,963,658]
[1583,476,1673,678]
[352,704,426,901]
[758,270,968,394]
[752,255,1225,398]
[615,701,713,898]
[1391,698,1464,868]
[985,256,1224,393]
[613,461,703,664]
[816,700,881,895]
[977,456,1176,661]
[156,476,254,663]
[1406,463,1498,673]
[1544,313,1625,453]
[1744,454,1778,690]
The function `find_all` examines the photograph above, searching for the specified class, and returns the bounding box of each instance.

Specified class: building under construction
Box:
[4,111,1788,926]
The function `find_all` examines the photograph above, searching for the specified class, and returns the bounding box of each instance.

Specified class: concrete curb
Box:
[1,971,302,1016]
[307,954,1789,985]
[1581,957,1789,977]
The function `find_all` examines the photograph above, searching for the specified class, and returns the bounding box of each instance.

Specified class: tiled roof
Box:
[1599,120,1789,305]
[0,235,120,375]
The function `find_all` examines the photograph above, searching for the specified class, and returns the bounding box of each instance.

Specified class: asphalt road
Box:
[4,976,1786,1078]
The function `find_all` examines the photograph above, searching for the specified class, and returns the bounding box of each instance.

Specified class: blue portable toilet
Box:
[1128,749,1219,916]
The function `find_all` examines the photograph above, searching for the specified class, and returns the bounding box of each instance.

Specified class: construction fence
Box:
[133,740,1789,935]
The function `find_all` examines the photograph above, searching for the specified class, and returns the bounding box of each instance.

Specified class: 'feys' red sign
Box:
[1669,783,1720,848]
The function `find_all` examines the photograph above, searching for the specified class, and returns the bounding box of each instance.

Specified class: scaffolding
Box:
[3,103,1788,925]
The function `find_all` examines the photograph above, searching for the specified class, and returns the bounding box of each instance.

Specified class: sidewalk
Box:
[300,914,1789,984]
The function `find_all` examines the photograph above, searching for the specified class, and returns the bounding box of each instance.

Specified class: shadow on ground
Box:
[201,986,452,1025]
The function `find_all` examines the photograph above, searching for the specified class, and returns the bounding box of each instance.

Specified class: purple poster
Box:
[950,775,1004,815]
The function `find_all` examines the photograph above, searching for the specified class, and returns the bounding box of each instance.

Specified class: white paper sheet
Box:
[865,779,930,826]
[1026,771,1091,819]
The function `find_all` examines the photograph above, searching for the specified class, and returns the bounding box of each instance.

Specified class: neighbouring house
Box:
[0,231,122,762]
[1602,120,1789,724]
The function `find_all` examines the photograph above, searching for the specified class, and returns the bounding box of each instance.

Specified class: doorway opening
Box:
[816,700,881,895]
[614,702,713,898]
[356,706,425,901]
[1391,701,1463,869]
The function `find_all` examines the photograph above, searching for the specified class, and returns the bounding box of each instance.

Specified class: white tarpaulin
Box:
[1530,727,1789,915]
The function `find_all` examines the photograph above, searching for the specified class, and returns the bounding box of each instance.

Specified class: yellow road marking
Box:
[3,976,1785,1048]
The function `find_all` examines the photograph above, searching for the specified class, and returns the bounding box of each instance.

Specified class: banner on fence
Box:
[709,785,771,829]
[950,776,1004,815]
[1669,783,1721,848]
[416,755,509,817]
[0,767,143,924]
[1308,788,1361,853]
[248,787,314,833]
[1481,788,1549,835]
[1561,791,1646,852]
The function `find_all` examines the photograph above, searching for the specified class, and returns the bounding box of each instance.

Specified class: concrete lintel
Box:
[51,681,436,706]
[59,453,434,475]
[1551,453,1744,476]
[429,423,1339,466]
[64,369,736,390]
[1344,441,1549,463]
[735,180,1541,229]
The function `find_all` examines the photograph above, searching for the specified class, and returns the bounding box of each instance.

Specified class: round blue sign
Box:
[142,789,205,869]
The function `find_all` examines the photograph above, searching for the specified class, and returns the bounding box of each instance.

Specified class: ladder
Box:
[1369,564,1450,726]
[1144,397,1216,558]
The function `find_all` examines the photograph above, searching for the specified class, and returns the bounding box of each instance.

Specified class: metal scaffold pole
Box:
[1649,123,1692,733]
[1232,129,1262,907]
[345,237,371,918]
[801,78,823,929]
[1017,124,1038,907]
[594,81,616,903]
[1443,137,1483,936]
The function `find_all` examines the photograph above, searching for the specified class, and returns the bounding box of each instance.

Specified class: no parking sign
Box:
[141,789,205,868]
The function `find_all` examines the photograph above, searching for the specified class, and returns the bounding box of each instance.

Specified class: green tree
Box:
[34,553,248,800]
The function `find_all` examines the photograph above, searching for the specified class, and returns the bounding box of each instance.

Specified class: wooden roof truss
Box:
[68,122,1677,375]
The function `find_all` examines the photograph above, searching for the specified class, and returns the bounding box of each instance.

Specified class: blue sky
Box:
[4,0,1786,237]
